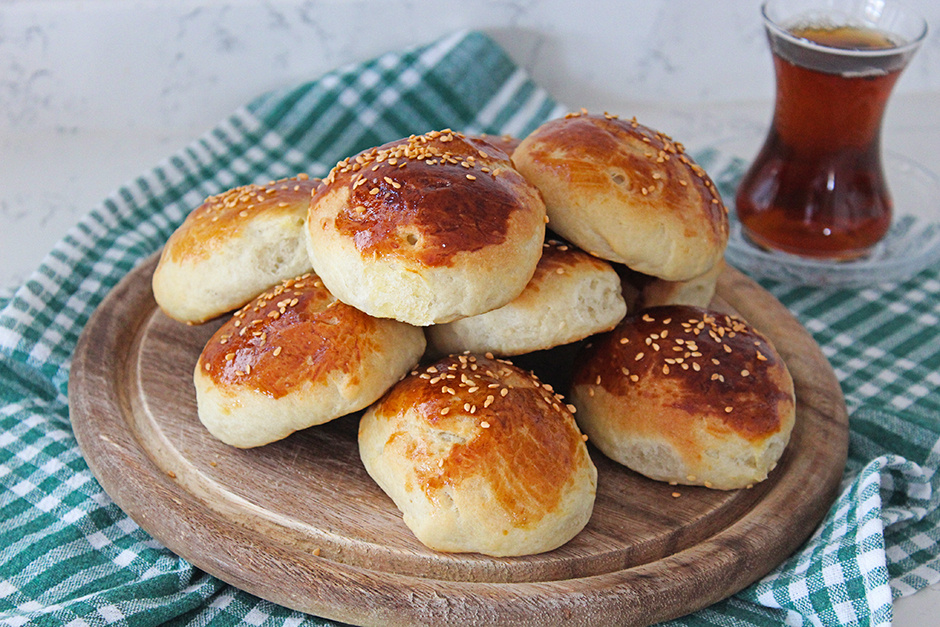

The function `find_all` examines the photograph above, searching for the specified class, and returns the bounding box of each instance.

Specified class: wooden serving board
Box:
[70,254,848,627]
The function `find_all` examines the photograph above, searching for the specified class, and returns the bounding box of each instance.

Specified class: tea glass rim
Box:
[760,0,928,58]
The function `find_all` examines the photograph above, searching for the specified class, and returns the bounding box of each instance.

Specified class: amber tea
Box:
[736,1,926,260]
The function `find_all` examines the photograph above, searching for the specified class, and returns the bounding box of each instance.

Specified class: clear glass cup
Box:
[735,0,928,260]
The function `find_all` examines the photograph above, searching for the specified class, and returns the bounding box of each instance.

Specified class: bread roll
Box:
[359,354,597,556]
[306,130,546,326]
[153,174,319,324]
[512,111,729,282]
[570,305,795,490]
[426,240,627,357]
[194,273,426,448]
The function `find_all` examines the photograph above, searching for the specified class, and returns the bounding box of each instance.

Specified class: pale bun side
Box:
[631,258,726,310]
[153,175,319,324]
[570,305,795,490]
[426,240,627,357]
[512,111,729,282]
[194,273,426,448]
[306,130,546,326]
[359,354,597,556]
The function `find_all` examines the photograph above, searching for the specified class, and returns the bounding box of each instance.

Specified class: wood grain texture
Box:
[69,254,849,627]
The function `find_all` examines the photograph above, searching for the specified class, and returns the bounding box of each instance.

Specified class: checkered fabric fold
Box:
[1,30,939,627]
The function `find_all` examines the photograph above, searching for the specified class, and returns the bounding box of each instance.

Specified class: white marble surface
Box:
[3,0,940,292]
[1,0,939,624]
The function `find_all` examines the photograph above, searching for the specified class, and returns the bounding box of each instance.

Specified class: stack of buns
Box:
[153,113,795,557]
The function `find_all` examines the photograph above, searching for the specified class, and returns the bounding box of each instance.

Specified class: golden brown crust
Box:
[165,174,320,264]
[152,174,320,324]
[198,273,381,398]
[512,112,729,280]
[570,305,795,489]
[193,272,427,448]
[314,130,540,267]
[359,354,597,555]
[379,355,584,524]
[574,305,791,440]
[306,130,546,325]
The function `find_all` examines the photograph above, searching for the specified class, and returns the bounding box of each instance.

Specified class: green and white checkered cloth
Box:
[1,30,939,627]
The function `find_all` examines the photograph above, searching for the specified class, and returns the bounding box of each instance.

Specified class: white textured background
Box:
[3,0,939,132]
[1,0,939,290]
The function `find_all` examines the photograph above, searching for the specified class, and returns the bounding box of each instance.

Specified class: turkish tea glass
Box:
[735,0,928,260]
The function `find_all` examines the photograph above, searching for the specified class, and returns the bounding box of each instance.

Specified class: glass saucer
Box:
[693,135,940,288]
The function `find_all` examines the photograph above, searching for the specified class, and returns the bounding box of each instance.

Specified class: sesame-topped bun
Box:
[153,175,320,324]
[426,240,627,357]
[306,130,547,326]
[193,272,426,448]
[569,305,795,490]
[511,112,729,282]
[359,354,597,556]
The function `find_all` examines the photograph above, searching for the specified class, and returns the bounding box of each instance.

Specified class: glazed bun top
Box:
[574,305,793,442]
[358,353,596,556]
[152,174,320,324]
[162,174,319,265]
[313,129,544,268]
[197,273,403,398]
[306,129,546,325]
[512,112,729,281]
[371,353,591,513]
[193,271,427,448]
